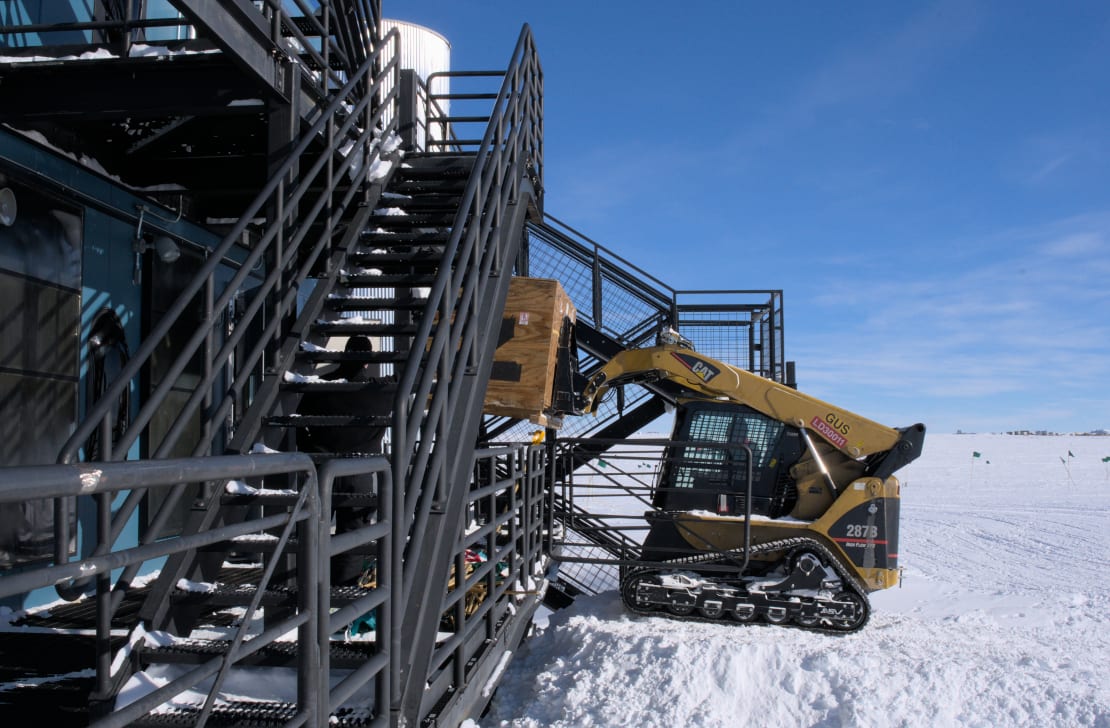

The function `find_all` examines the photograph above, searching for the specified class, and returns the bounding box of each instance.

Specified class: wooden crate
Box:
[483,277,576,428]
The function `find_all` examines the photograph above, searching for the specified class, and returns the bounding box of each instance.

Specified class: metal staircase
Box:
[0,3,785,724]
[0,4,547,726]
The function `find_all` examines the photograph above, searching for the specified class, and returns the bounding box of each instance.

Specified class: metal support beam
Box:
[170,0,288,102]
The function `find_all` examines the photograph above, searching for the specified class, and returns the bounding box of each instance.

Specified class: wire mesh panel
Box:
[548,437,754,595]
[548,438,663,595]
[674,290,785,381]
[526,225,669,341]
[493,218,788,442]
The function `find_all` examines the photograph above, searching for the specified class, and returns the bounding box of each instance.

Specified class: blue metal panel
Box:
[0,0,94,47]
[143,0,190,41]
[0,127,229,610]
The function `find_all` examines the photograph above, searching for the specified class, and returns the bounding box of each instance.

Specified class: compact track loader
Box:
[575,339,925,632]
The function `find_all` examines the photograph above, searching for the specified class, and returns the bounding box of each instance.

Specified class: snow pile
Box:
[481,434,1110,727]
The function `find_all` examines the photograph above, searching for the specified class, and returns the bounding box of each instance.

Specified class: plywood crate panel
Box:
[483,277,575,427]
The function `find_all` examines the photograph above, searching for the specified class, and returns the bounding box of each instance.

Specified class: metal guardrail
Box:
[48,21,400,603]
[0,453,396,727]
[390,24,543,725]
[548,438,755,594]
[416,443,547,725]
[0,0,381,104]
[424,70,505,152]
[530,214,785,373]
[0,453,324,725]
[530,214,674,345]
[510,215,786,441]
[316,456,393,726]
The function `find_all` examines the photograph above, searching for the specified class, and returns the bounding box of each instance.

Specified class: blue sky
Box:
[391,1,1110,435]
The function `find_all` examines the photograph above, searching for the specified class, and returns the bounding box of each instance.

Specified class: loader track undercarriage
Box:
[620,537,870,633]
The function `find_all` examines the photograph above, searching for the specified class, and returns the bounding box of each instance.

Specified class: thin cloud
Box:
[727,0,983,156]
[789,210,1110,432]
[790,0,983,120]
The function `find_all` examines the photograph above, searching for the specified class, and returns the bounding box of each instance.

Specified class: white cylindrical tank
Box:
[381,19,451,151]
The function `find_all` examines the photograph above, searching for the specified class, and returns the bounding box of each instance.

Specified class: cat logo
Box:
[670,352,720,383]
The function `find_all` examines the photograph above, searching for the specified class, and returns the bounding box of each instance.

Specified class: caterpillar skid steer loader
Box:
[575,338,925,632]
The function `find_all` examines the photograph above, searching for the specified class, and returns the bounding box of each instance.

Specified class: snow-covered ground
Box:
[479,434,1110,727]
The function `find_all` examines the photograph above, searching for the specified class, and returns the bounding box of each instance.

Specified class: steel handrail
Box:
[52,27,399,597]
[55,29,398,465]
[389,24,541,724]
[314,456,393,722]
[395,27,540,569]
[0,453,321,726]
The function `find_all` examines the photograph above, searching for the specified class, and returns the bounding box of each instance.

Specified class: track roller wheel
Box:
[699,600,725,619]
[621,570,660,614]
[789,549,824,576]
[667,601,695,617]
[764,606,790,624]
[730,603,757,623]
[794,609,820,628]
[829,591,869,631]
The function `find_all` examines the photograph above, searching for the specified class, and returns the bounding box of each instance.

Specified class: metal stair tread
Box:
[311,321,419,336]
[341,272,438,286]
[268,414,392,427]
[294,350,405,364]
[358,229,451,243]
[350,243,447,257]
[170,579,380,607]
[324,298,428,311]
[279,378,401,393]
[127,700,376,727]
[141,636,380,670]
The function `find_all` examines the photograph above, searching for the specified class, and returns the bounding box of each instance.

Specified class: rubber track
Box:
[619,536,871,634]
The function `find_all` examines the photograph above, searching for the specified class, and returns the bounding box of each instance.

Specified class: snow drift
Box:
[479,434,1110,727]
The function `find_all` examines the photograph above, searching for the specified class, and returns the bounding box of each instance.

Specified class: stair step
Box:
[302,451,391,465]
[219,489,378,509]
[346,256,444,274]
[340,272,437,286]
[268,414,393,428]
[0,629,125,724]
[389,180,467,198]
[376,194,461,210]
[395,158,473,180]
[311,321,419,337]
[294,349,404,365]
[127,700,377,727]
[366,212,457,228]
[0,678,96,726]
[280,378,402,394]
[131,701,298,728]
[171,581,289,608]
[359,229,451,245]
[351,242,446,258]
[140,636,379,670]
[323,297,428,312]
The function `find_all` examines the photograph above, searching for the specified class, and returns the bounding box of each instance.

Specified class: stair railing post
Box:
[592,244,603,332]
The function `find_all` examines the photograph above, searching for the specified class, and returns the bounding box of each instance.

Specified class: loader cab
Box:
[655,400,803,519]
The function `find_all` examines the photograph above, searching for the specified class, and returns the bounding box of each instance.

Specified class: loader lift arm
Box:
[577,344,923,480]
